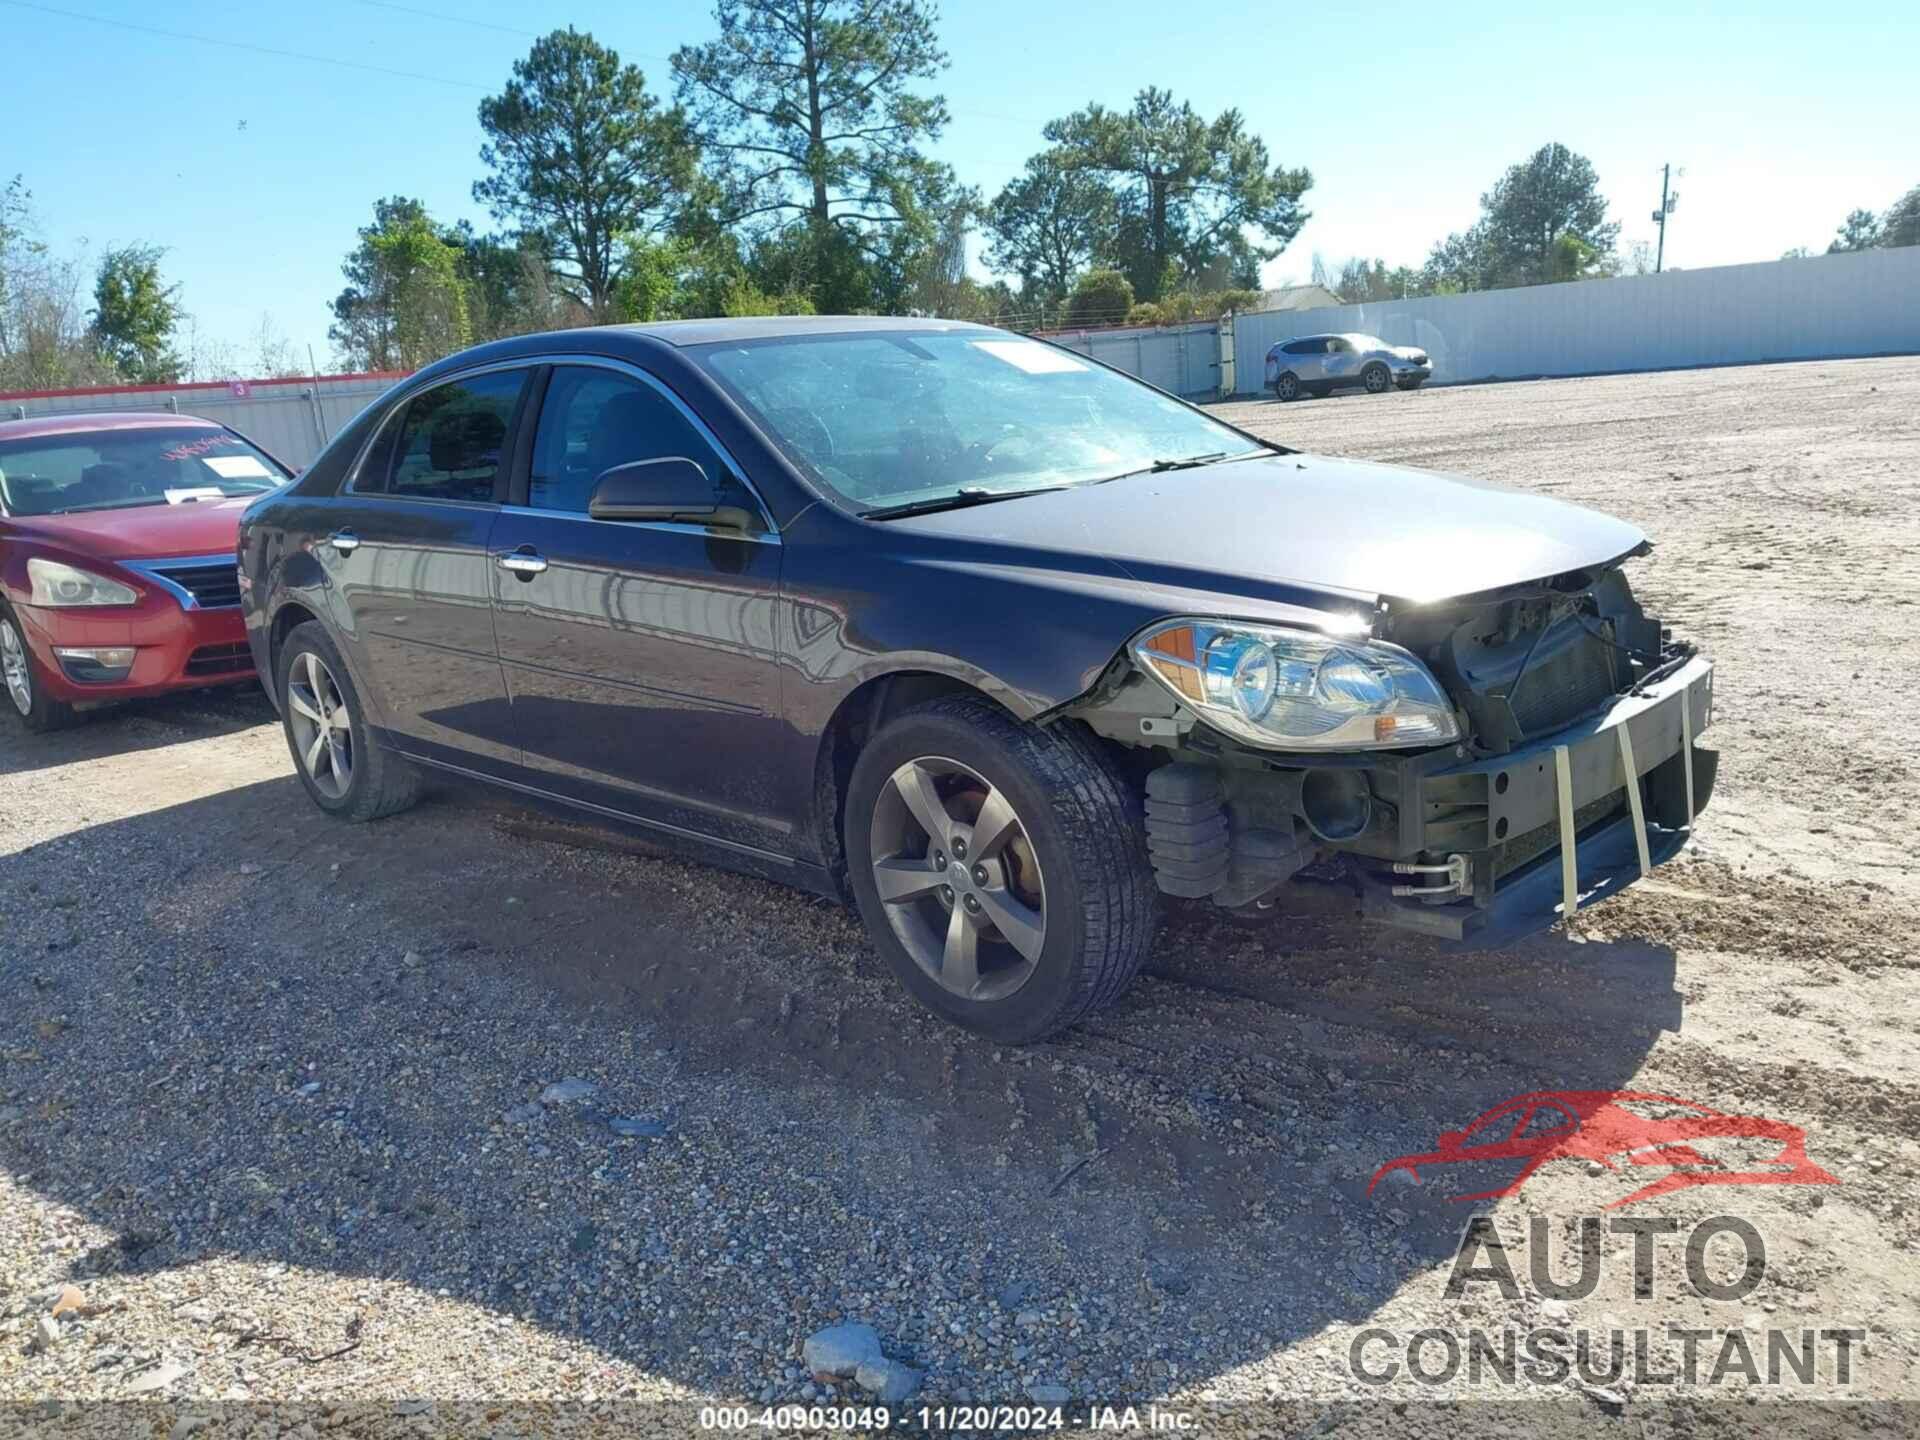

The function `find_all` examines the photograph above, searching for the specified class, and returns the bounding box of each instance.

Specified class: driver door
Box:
[487,362,791,854]
[1321,336,1356,384]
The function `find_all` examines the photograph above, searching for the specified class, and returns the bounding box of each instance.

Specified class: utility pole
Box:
[1652,164,1680,273]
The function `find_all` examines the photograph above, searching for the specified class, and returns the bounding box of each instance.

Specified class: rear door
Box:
[318,366,531,771]
[487,360,791,854]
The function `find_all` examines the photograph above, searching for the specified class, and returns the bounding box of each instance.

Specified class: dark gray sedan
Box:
[238,317,1713,1041]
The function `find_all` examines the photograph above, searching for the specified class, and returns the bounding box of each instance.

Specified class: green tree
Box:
[1827,207,1881,253]
[90,244,182,383]
[1042,88,1310,301]
[1063,267,1133,328]
[672,0,952,312]
[328,197,471,371]
[1428,143,1618,290]
[2,177,116,390]
[476,28,695,319]
[449,227,568,341]
[1877,186,1920,248]
[984,153,1116,304]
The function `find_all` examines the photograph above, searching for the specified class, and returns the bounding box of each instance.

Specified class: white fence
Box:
[3,373,405,469]
[1229,246,1920,396]
[1042,319,1224,398]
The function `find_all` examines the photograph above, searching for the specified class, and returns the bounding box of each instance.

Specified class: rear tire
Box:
[277,621,421,822]
[844,694,1158,1043]
[1273,371,1300,402]
[0,601,79,734]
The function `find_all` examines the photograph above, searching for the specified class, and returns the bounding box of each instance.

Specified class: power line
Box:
[0,0,489,91]
[347,0,678,65]
[347,0,538,38]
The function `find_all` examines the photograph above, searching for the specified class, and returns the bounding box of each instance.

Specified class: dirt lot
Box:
[2,356,1917,1432]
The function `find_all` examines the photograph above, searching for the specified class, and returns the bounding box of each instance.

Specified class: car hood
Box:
[886,452,1646,606]
[2,497,250,562]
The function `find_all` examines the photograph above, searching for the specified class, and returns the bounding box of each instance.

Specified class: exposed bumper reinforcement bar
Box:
[1360,654,1715,945]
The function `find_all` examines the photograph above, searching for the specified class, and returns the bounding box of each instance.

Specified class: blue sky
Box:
[3,0,1914,373]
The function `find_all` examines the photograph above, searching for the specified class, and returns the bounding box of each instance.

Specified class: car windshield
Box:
[1349,334,1389,350]
[0,425,290,516]
[697,330,1264,511]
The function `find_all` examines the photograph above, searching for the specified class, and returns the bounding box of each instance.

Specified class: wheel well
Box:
[268,601,319,681]
[811,672,1003,895]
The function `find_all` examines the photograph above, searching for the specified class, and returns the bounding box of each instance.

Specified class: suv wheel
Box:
[0,602,78,733]
[1363,363,1391,394]
[1274,371,1300,402]
[844,694,1157,1043]
[277,621,421,821]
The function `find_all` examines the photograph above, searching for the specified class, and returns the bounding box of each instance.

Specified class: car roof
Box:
[620,314,1000,348]
[412,316,1005,380]
[0,410,223,442]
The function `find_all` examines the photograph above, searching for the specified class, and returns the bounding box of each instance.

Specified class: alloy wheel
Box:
[286,650,354,799]
[1277,374,1298,401]
[1,619,31,716]
[869,756,1047,1002]
[1366,366,1389,393]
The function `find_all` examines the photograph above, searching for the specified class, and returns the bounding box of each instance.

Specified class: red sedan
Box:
[0,411,292,731]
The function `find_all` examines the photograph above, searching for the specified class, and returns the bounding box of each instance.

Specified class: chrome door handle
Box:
[498,549,548,576]
[328,529,360,554]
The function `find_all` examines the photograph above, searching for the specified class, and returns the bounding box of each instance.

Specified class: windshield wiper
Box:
[1093,449,1262,485]
[49,497,169,515]
[860,485,1070,521]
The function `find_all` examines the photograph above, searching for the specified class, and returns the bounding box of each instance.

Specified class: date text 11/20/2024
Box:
[698,1404,1198,1431]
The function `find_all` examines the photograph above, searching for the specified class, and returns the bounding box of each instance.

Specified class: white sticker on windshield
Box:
[204,454,272,479]
[969,339,1088,374]
[164,487,227,504]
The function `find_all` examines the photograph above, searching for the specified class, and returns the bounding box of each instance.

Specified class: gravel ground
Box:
[3,357,1917,1434]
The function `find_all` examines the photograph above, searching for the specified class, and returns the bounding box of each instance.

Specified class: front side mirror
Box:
[588,457,725,524]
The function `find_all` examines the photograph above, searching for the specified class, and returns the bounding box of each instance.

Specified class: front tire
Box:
[0,602,79,734]
[277,621,420,821]
[1363,363,1392,395]
[844,695,1157,1043]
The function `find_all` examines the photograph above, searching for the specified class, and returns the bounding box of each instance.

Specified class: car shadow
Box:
[2,775,1679,1403]
[0,684,274,778]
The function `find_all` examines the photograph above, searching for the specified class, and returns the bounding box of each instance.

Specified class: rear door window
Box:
[360,370,528,502]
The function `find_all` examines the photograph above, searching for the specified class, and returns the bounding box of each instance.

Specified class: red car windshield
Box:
[0,425,289,517]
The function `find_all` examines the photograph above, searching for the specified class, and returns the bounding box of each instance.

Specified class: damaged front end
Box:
[1068,556,1717,943]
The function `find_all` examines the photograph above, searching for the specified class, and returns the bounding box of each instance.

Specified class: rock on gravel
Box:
[1028,1382,1071,1406]
[539,1077,597,1105]
[854,1357,922,1404]
[122,1361,189,1395]
[803,1322,883,1379]
[608,1115,668,1138]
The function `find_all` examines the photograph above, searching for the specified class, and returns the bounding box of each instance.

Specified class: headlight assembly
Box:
[26,558,140,607]
[1132,618,1461,751]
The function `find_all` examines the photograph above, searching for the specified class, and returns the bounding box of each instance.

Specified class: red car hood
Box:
[3,497,250,561]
